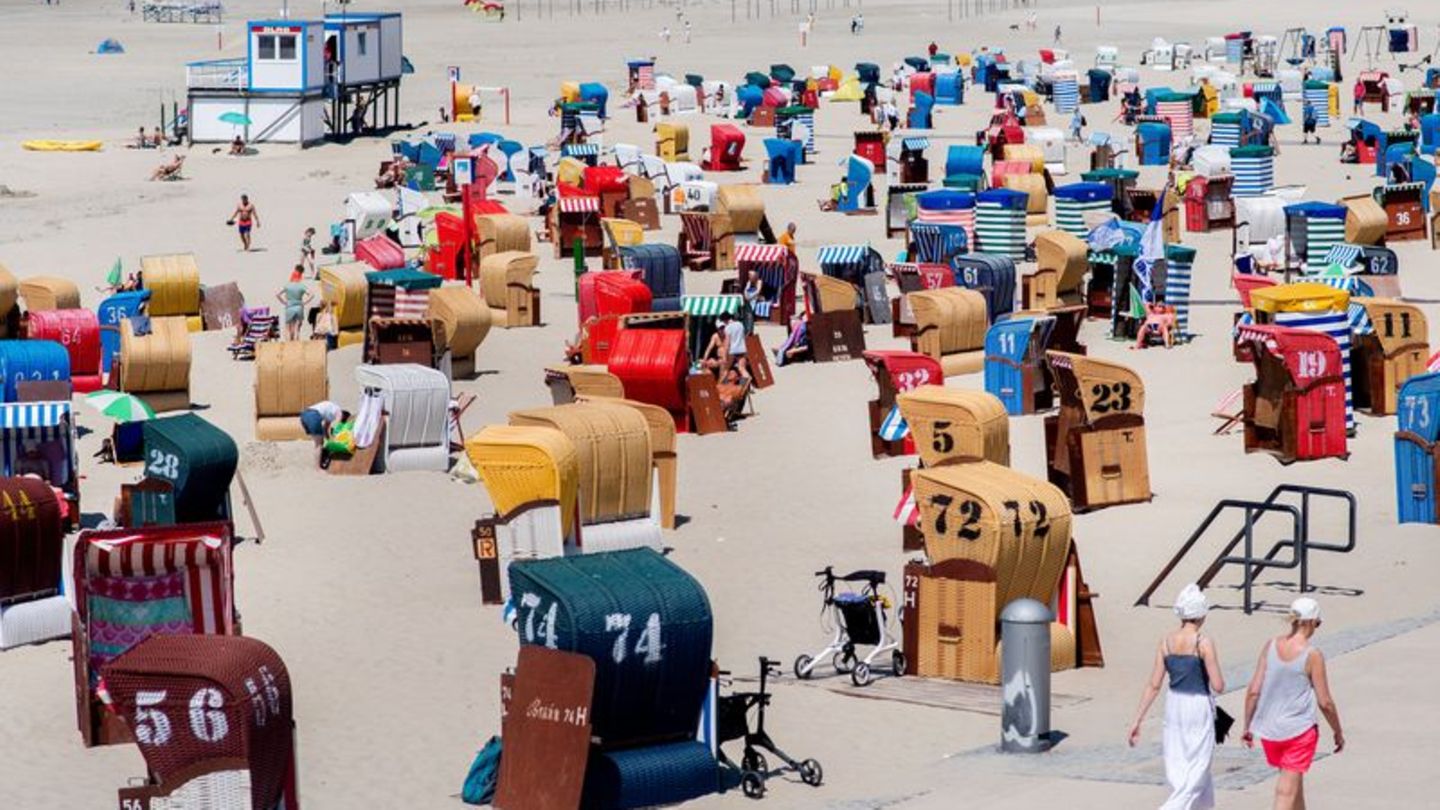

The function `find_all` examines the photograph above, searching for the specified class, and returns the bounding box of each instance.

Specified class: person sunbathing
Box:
[149,153,185,181]
[715,367,750,423]
[229,135,246,156]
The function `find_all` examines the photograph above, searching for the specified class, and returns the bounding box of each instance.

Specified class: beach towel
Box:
[354,390,384,449]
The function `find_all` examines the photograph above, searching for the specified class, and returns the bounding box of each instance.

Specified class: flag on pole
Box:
[893,487,919,527]
[878,404,910,441]
[106,257,123,287]
[1133,186,1166,302]
[1128,283,1147,321]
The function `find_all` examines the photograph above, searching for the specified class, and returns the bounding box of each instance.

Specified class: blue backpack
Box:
[461,736,502,805]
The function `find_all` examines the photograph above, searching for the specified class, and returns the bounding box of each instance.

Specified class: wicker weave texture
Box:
[509,402,653,524]
[897,385,1010,466]
[467,425,580,537]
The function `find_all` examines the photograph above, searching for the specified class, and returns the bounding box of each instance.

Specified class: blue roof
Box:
[1284,201,1346,218]
[365,268,442,289]
[1054,182,1113,202]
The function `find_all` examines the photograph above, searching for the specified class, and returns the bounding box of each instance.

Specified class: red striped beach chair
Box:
[72,522,238,747]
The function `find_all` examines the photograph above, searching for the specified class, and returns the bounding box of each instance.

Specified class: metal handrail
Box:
[1135,484,1357,614]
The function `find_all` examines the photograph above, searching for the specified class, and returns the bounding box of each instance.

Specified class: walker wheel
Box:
[742,750,768,776]
[799,758,824,787]
[851,661,872,687]
[892,651,906,677]
[832,650,855,674]
[741,771,766,799]
[793,654,814,680]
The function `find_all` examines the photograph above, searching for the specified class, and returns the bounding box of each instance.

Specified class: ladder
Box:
[1136,485,1357,614]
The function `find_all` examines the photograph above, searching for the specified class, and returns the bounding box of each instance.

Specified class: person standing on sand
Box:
[778,222,797,254]
[684,19,691,44]
[1243,597,1345,810]
[660,25,671,44]
[1127,584,1224,810]
[228,194,259,251]
[1054,24,1062,45]
[277,268,313,341]
[1353,79,1365,116]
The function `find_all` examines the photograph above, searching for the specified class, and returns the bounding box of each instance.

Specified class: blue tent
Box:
[96,38,125,54]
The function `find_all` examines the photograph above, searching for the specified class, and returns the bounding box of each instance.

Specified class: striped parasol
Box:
[84,390,156,422]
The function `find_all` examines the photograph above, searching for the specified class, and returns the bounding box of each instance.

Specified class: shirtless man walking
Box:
[228,194,260,251]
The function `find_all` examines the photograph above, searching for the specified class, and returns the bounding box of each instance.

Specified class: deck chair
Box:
[450,391,477,452]
[227,314,278,360]
[613,143,643,174]
[1211,387,1245,434]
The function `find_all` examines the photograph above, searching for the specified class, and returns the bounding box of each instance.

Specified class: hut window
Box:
[357,31,368,56]
[256,34,297,61]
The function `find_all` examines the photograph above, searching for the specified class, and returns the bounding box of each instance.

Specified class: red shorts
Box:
[1262,725,1319,773]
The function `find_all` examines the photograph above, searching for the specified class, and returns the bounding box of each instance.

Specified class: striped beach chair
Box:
[1230,145,1275,197]
[974,188,1028,260]
[1052,75,1080,113]
[1210,113,1242,148]
[1303,81,1331,127]
[1164,245,1196,341]
[1053,183,1114,238]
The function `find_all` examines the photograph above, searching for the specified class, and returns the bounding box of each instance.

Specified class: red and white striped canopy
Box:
[559,196,600,214]
[734,243,790,265]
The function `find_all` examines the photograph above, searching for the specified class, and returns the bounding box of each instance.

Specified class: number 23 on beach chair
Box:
[1044,351,1152,510]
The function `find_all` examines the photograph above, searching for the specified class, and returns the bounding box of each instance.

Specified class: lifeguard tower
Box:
[184,12,403,146]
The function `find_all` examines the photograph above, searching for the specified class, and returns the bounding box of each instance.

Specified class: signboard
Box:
[494,647,595,810]
[453,157,474,188]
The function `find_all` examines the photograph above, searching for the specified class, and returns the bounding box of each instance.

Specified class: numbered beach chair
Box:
[1044,352,1151,510]
[1352,298,1429,416]
[0,479,69,650]
[985,316,1056,415]
[1235,324,1348,463]
[103,635,300,810]
[903,462,1076,683]
[1395,372,1440,523]
[862,350,944,458]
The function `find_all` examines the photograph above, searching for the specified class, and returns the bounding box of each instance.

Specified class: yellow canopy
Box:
[1249,283,1350,314]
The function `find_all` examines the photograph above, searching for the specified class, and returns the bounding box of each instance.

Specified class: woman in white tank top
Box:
[1241,597,1345,810]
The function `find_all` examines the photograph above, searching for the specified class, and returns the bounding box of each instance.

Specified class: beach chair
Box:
[227,313,278,360]
[678,212,732,271]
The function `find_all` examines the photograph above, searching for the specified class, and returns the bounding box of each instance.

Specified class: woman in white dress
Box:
[1127,584,1226,810]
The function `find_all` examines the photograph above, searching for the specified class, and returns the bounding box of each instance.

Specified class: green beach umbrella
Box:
[84,390,156,422]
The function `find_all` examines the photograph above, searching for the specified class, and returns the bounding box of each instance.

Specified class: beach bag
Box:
[324,420,356,456]
[1215,705,1235,743]
[462,736,502,805]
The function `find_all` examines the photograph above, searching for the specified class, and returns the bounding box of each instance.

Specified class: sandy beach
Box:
[3,0,1439,806]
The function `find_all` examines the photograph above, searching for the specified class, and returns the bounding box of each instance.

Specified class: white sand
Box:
[3,0,1439,806]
